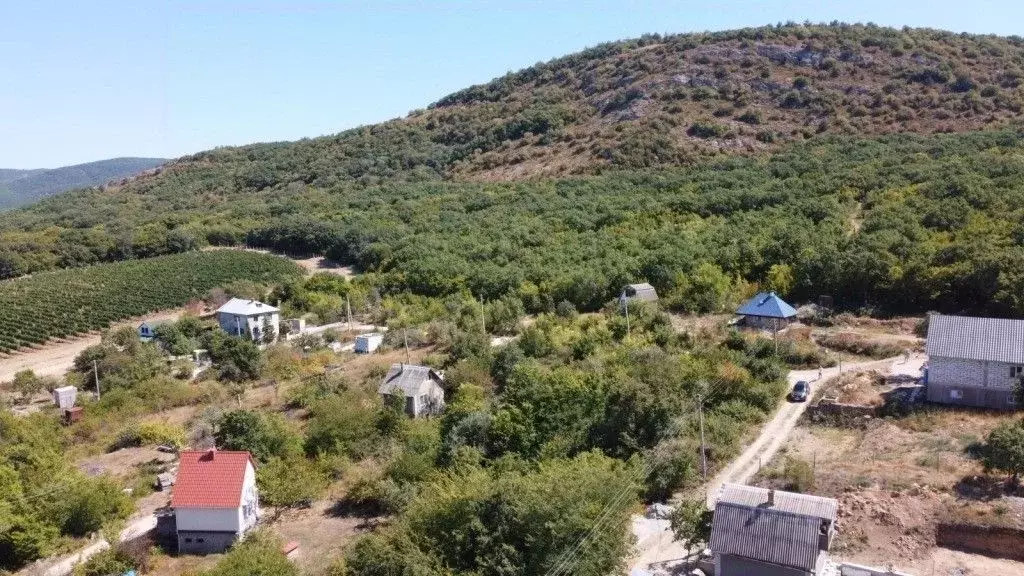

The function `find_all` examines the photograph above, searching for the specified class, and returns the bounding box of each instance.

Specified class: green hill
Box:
[2,23,1024,315]
[0,157,165,210]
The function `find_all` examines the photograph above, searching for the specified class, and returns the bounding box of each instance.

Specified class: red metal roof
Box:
[171,450,254,509]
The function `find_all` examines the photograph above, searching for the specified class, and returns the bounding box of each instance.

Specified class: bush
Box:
[687,121,726,138]
[780,456,815,492]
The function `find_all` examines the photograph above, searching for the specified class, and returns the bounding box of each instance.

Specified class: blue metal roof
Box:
[736,292,797,318]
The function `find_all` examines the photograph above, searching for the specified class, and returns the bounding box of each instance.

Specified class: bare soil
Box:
[755,409,1024,574]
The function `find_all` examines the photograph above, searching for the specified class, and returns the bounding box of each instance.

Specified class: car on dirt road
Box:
[789,380,810,402]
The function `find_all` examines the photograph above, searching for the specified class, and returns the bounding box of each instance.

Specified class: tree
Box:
[214,410,300,463]
[983,419,1024,484]
[261,316,276,345]
[201,530,297,576]
[11,370,43,404]
[257,457,328,512]
[765,263,795,296]
[670,498,713,557]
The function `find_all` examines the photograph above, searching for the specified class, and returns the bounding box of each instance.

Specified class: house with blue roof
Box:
[736,292,797,330]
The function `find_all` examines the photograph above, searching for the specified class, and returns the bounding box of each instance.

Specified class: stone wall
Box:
[808,399,879,427]
[935,522,1024,561]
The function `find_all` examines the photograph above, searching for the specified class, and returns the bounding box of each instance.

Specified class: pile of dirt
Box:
[835,485,949,562]
[824,370,888,406]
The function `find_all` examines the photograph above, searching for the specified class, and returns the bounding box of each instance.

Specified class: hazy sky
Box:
[3,0,1022,168]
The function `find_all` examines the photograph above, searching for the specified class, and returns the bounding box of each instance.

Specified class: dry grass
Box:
[755,409,1024,569]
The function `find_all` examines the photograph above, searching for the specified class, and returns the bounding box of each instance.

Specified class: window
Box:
[197,538,205,543]
[185,538,193,543]
[1011,366,1023,378]
[950,389,963,400]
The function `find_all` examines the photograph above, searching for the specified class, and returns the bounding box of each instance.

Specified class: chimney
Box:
[202,448,216,461]
[767,488,775,507]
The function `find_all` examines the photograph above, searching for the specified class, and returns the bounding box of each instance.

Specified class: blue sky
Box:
[2,0,1022,168]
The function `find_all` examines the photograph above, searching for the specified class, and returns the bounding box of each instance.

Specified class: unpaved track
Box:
[704,355,924,505]
[0,310,184,383]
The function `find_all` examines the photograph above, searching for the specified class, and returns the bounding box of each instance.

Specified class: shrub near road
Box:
[0,251,302,352]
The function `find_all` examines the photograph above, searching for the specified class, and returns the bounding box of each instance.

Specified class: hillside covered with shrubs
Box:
[2,23,1024,317]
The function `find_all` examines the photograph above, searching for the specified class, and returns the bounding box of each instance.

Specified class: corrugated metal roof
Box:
[717,483,838,520]
[926,314,1024,364]
[736,292,797,319]
[378,363,443,397]
[216,298,279,316]
[622,283,659,302]
[709,503,823,571]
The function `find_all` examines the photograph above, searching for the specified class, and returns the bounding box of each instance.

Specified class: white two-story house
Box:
[170,449,260,554]
[215,298,280,342]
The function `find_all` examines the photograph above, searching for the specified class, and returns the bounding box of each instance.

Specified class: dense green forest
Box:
[4,130,1024,316]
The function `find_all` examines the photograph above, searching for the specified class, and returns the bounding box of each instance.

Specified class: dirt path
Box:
[0,309,184,383]
[628,354,927,576]
[704,355,924,506]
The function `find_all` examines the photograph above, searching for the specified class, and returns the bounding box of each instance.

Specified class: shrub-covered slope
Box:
[3,24,1024,315]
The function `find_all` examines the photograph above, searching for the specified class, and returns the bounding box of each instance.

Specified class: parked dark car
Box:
[790,380,810,402]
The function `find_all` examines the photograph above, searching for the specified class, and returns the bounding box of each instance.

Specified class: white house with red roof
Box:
[171,449,260,554]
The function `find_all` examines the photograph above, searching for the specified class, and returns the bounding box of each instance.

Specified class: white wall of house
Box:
[217,312,280,341]
[176,507,241,533]
[930,356,1020,390]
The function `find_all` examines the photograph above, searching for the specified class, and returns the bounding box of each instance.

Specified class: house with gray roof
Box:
[378,363,445,417]
[215,298,280,342]
[925,314,1024,410]
[619,283,659,308]
[709,483,837,576]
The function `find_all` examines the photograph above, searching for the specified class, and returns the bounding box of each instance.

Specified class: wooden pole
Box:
[624,298,630,339]
[93,360,101,400]
[698,395,708,481]
[346,295,352,331]
[479,294,486,334]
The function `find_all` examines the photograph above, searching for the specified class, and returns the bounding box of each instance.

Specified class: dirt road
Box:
[628,354,927,576]
[704,354,925,505]
[0,310,184,384]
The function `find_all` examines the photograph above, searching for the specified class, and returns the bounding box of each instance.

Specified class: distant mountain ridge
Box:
[0,157,166,210]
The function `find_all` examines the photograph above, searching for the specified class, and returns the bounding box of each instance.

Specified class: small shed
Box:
[378,363,446,417]
[736,291,797,330]
[619,283,659,308]
[62,407,83,425]
[52,386,77,410]
[355,333,384,354]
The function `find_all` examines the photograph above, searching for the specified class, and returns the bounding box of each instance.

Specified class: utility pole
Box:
[403,327,411,364]
[624,298,630,339]
[479,294,486,334]
[698,394,708,481]
[346,295,352,331]
[93,360,101,400]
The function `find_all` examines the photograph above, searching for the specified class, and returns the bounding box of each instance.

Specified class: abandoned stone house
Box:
[378,363,446,417]
[709,483,838,576]
[925,314,1024,410]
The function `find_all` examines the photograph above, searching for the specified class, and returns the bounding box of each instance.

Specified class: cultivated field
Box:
[0,251,302,353]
